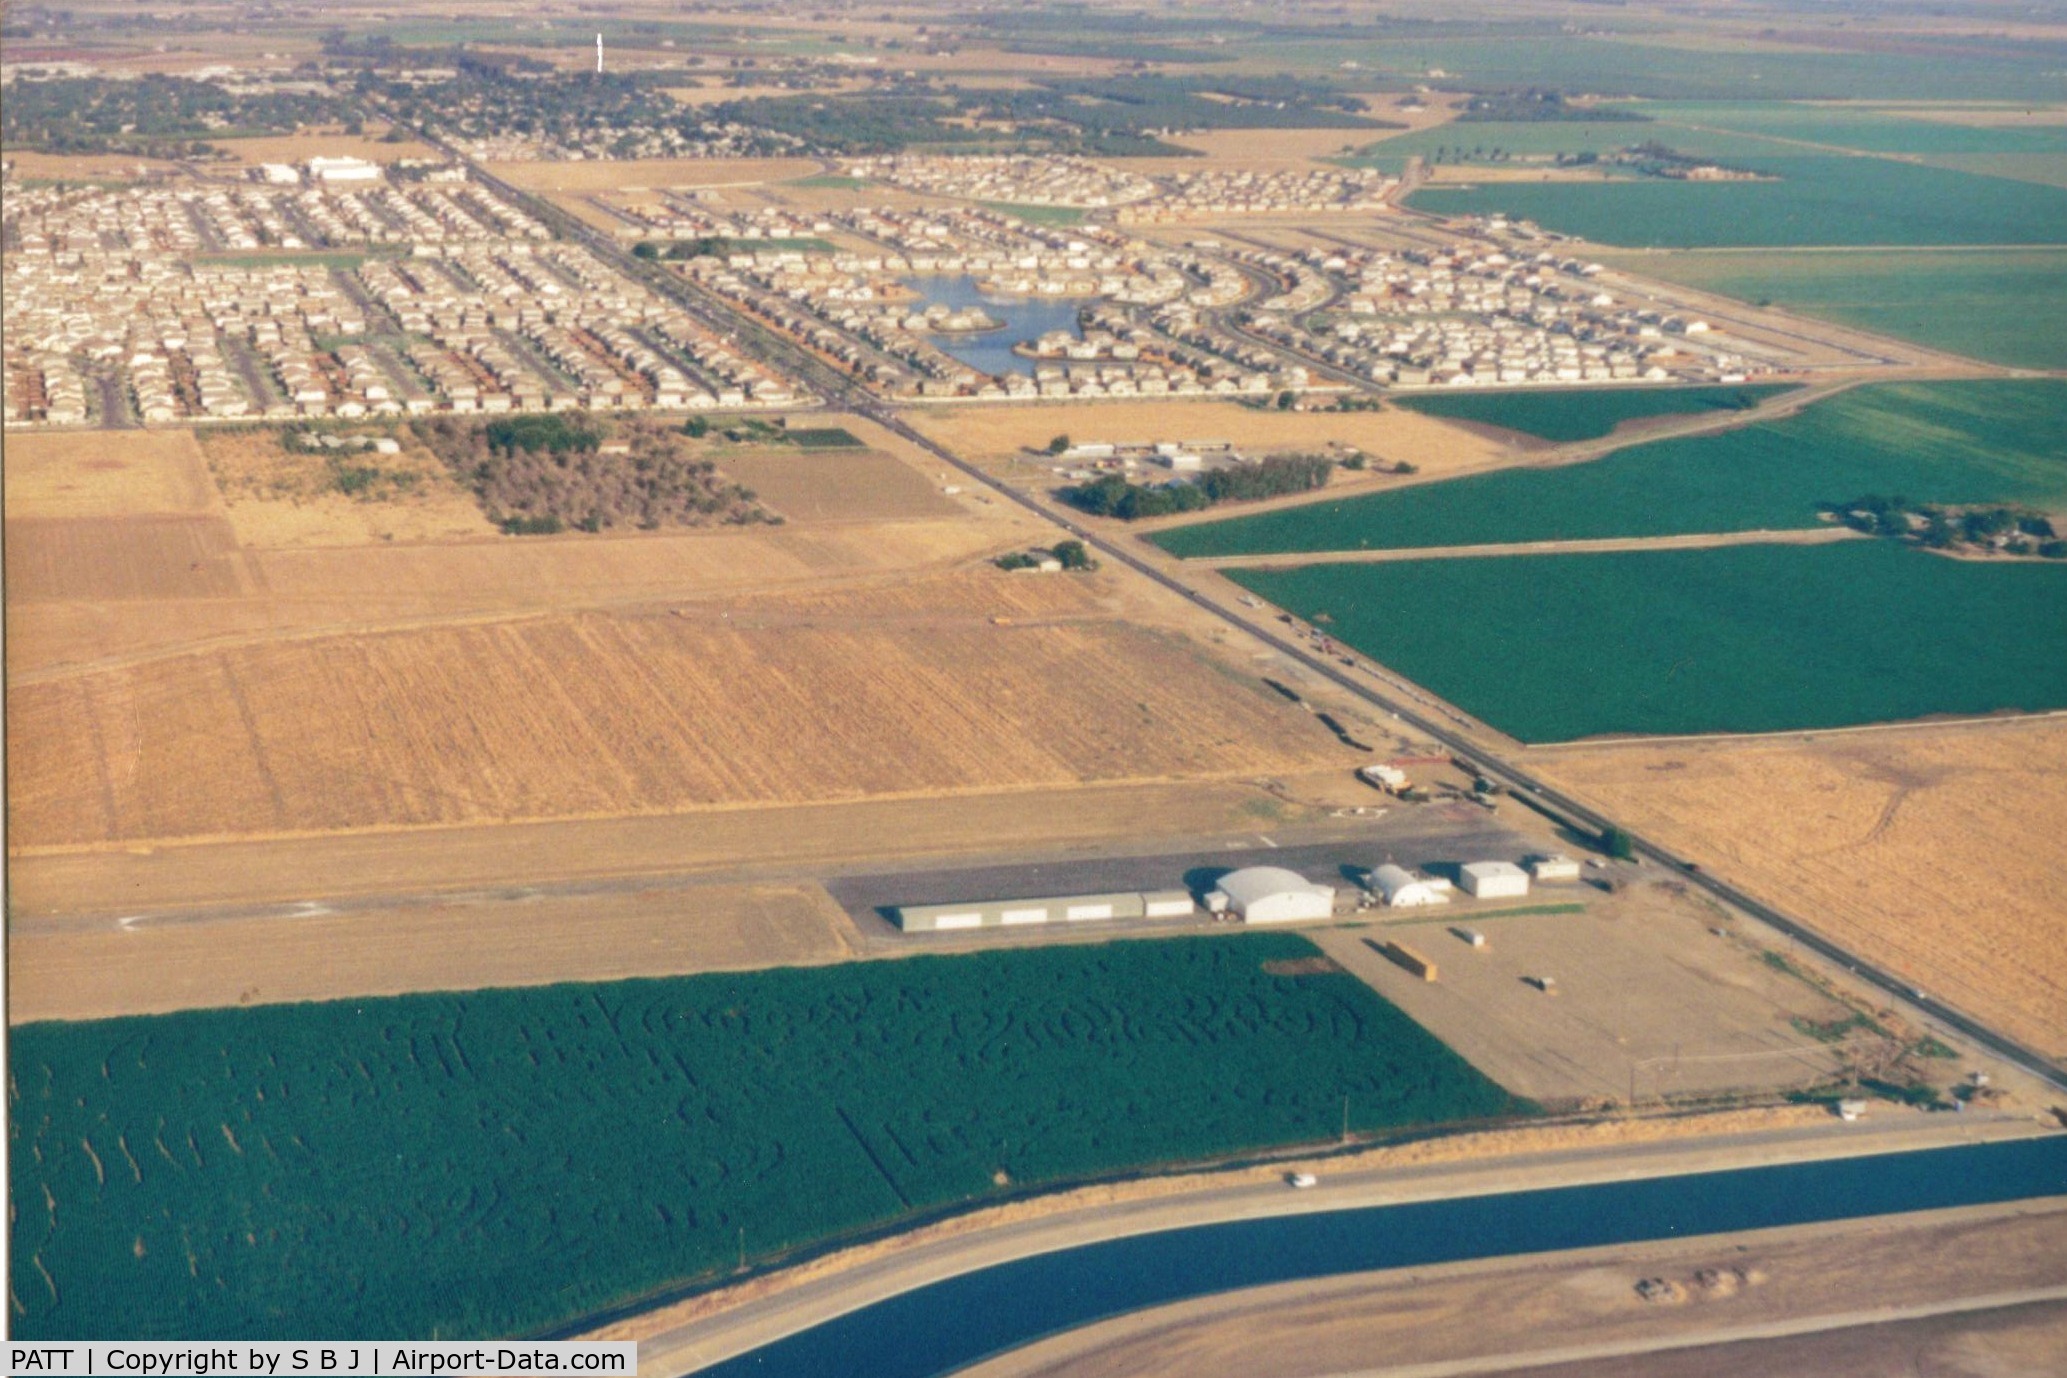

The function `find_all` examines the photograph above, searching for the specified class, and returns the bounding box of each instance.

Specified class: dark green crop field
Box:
[1153,381,2067,558]
[1390,384,1797,444]
[1597,249,2067,370]
[1229,541,2067,741]
[9,936,1523,1339]
[1408,155,2067,248]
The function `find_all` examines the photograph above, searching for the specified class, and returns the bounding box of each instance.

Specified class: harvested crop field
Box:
[716,448,960,523]
[493,157,823,192]
[9,935,1524,1339]
[5,517,249,602]
[7,517,1013,676]
[1536,718,2067,1061]
[9,608,1339,847]
[905,400,1504,476]
[4,428,218,518]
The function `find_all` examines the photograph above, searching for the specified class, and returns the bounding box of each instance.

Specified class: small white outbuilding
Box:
[1207,866,1336,924]
[1368,864,1449,909]
[1459,861,1531,900]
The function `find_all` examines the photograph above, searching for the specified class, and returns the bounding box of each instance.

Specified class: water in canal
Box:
[906,275,1089,377]
[692,1135,2067,1378]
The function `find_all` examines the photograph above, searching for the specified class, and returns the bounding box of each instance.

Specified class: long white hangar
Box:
[896,889,1196,933]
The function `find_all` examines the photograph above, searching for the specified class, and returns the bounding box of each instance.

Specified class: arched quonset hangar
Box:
[1206,866,1335,924]
[1368,863,1450,909]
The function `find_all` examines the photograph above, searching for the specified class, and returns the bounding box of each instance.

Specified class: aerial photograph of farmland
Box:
[4,0,2064,1372]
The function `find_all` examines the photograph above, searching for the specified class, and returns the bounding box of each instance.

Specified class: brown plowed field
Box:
[1535,719,2067,1060]
[5,516,249,601]
[10,609,1338,848]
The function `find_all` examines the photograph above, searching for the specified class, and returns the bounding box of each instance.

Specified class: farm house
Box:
[1460,861,1531,900]
[1369,864,1450,908]
[1205,866,1336,923]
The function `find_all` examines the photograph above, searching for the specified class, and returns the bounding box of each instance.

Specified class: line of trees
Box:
[1064,453,1334,520]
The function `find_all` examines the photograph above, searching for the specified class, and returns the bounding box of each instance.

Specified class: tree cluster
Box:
[0,75,358,155]
[412,417,772,535]
[1455,89,1649,123]
[1064,454,1334,520]
[1824,494,2063,556]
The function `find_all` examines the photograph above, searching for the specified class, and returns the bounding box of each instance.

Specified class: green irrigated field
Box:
[1630,102,2067,156]
[1598,249,2067,369]
[9,936,1523,1339]
[1408,155,2067,248]
[1391,384,1797,444]
[1153,381,2067,558]
[1229,542,2067,742]
[1253,35,2067,103]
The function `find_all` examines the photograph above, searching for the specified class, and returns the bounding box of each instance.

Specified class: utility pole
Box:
[737,1225,745,1271]
[1341,1094,1350,1145]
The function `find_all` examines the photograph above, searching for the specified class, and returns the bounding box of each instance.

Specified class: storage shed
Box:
[1367,864,1450,909]
[1460,861,1531,900]
[1527,854,1582,883]
[1206,867,1335,924]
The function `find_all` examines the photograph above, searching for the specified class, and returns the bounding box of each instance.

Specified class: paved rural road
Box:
[595,1115,2054,1374]
[440,142,2067,1103]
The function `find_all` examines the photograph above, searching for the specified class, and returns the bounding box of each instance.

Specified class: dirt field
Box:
[198,427,497,547]
[1312,881,1854,1108]
[963,1199,2067,1378]
[8,881,857,1023]
[715,448,960,524]
[665,81,872,107]
[1156,128,1379,168]
[903,399,1508,476]
[493,157,824,192]
[1534,718,2067,1061]
[4,428,218,517]
[0,150,183,180]
[9,601,1341,847]
[206,129,440,166]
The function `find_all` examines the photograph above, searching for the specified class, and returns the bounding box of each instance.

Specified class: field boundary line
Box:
[1524,707,2067,753]
[1189,526,1862,569]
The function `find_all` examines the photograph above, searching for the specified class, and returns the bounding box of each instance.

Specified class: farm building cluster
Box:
[1,166,802,426]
